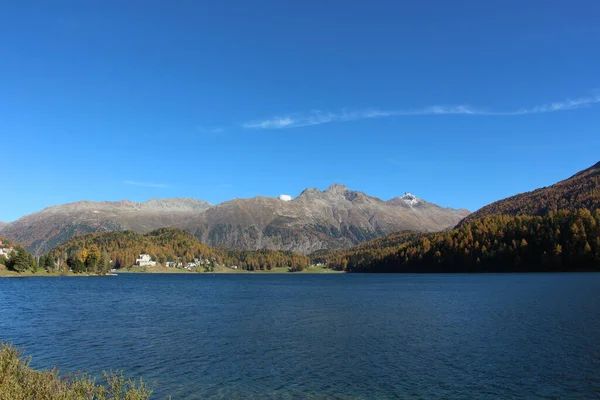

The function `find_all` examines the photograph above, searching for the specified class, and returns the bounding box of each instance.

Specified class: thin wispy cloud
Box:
[124,180,169,189]
[196,126,226,134]
[512,95,600,115]
[242,93,600,129]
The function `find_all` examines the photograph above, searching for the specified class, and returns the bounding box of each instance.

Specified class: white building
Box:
[0,247,13,260]
[135,254,156,267]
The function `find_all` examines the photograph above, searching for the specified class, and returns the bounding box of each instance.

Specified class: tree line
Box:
[326,208,600,273]
[0,245,56,273]
[50,228,310,272]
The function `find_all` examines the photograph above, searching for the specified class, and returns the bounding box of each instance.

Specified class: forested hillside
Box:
[323,161,600,273]
[327,209,600,272]
[460,161,600,225]
[312,231,423,267]
[49,228,310,272]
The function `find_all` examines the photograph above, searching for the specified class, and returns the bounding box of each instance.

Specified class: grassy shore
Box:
[0,269,95,278]
[296,265,343,273]
[0,264,343,277]
[118,264,198,274]
[0,342,151,400]
[119,264,343,274]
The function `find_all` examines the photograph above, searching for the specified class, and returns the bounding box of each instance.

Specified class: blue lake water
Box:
[1,273,599,399]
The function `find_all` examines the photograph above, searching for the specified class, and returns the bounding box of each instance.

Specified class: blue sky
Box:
[1,0,599,222]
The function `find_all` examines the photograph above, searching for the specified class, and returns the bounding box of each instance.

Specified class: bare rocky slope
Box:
[178,185,470,254]
[2,185,469,255]
[2,199,212,255]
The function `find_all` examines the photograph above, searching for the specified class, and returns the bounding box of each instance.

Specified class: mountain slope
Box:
[323,162,600,273]
[327,210,600,273]
[1,199,212,255]
[460,161,600,225]
[177,185,470,254]
[2,186,469,255]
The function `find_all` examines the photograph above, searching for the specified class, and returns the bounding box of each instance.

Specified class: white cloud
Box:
[511,95,600,115]
[241,93,600,129]
[124,181,169,189]
[242,118,295,129]
[196,126,226,134]
[241,106,482,129]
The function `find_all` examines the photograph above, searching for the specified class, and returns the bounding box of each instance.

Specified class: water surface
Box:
[1,273,599,399]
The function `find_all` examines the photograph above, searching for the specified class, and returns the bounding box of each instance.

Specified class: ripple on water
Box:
[1,273,600,399]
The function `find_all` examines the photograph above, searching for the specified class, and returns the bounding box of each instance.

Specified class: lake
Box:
[1,273,599,399]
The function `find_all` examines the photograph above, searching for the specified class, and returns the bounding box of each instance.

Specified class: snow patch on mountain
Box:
[401,192,420,206]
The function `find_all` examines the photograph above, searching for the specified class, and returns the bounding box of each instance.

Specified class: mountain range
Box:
[324,161,600,273]
[0,184,469,255]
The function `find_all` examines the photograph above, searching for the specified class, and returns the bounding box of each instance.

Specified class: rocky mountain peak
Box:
[325,184,349,194]
[3,187,471,256]
[297,187,322,199]
[297,184,366,203]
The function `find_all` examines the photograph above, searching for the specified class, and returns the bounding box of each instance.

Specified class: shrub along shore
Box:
[0,342,152,399]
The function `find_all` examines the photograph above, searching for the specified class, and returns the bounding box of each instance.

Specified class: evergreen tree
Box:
[45,254,56,271]
[7,247,34,273]
[67,256,85,273]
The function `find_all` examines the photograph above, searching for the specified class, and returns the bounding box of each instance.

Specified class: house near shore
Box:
[135,254,156,267]
[0,248,13,259]
[164,257,214,269]
[0,241,14,260]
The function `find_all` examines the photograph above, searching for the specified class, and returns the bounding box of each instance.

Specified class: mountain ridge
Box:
[29,198,212,213]
[459,161,600,226]
[2,185,470,255]
[322,161,600,273]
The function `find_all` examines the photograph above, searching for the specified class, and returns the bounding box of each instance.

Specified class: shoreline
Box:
[0,265,343,278]
[0,268,109,278]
